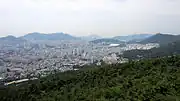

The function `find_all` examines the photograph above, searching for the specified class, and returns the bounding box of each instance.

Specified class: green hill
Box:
[114,34,153,42]
[123,40,180,60]
[1,56,180,101]
[140,33,180,45]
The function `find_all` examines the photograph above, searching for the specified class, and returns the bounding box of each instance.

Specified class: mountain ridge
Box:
[0,35,27,44]
[21,32,79,41]
[113,34,153,42]
[140,33,180,45]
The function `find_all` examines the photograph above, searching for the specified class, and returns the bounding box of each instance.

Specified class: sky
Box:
[0,0,180,37]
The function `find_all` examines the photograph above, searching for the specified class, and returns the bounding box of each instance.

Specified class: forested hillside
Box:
[1,56,180,101]
[140,33,180,45]
[123,41,180,60]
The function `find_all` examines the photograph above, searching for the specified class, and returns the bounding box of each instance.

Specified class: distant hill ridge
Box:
[140,33,180,45]
[113,34,153,42]
[1,33,180,44]
[21,32,79,41]
[0,35,21,40]
[0,35,27,44]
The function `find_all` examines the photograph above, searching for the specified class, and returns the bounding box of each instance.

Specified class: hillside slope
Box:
[140,33,180,45]
[114,34,153,42]
[123,40,180,60]
[1,56,180,101]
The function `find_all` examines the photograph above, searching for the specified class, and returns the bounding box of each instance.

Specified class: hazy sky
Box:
[0,0,180,37]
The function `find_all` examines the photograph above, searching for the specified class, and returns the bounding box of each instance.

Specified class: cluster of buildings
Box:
[122,43,159,50]
[0,40,159,85]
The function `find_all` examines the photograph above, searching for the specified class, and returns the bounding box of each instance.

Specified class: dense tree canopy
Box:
[1,56,180,101]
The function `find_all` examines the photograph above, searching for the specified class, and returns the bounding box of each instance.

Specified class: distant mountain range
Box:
[113,34,153,42]
[21,32,78,41]
[0,33,102,43]
[1,33,180,45]
[140,33,180,45]
[89,33,180,45]
[89,34,153,44]
[0,35,26,45]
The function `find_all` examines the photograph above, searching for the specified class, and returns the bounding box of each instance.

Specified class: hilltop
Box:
[21,32,78,41]
[0,35,27,45]
[140,33,180,45]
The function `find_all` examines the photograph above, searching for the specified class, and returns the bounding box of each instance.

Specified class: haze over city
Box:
[0,0,180,37]
[2,0,180,100]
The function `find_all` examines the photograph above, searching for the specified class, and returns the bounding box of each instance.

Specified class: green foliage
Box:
[140,33,180,45]
[123,41,180,60]
[1,56,180,101]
